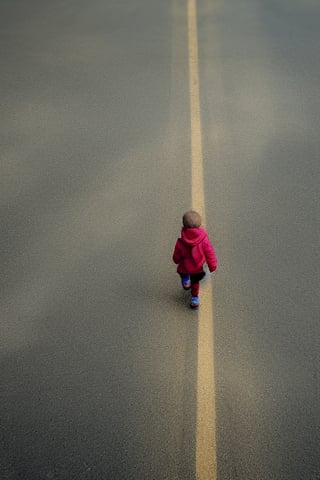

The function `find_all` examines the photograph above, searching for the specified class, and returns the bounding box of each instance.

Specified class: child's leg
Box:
[179,273,191,290]
[190,279,200,308]
[190,272,206,303]
[191,281,200,297]
[190,272,205,294]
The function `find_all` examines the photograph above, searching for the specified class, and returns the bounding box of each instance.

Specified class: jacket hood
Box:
[180,227,207,246]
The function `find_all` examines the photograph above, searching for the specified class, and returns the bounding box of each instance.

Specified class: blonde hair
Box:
[182,210,202,228]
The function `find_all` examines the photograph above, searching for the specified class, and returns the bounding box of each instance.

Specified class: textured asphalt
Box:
[1,1,320,479]
[199,1,320,478]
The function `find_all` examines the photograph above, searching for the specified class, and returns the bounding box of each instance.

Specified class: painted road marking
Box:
[187,0,217,479]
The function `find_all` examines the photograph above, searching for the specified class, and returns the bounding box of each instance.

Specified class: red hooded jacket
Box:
[173,227,218,274]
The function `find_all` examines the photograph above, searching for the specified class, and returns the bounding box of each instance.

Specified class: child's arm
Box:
[172,239,183,264]
[203,238,218,272]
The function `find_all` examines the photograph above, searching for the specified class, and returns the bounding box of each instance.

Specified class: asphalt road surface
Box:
[1,0,320,479]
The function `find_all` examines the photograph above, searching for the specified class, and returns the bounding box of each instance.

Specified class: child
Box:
[173,210,217,308]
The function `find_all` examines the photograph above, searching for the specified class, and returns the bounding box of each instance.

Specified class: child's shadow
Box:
[124,276,194,311]
[167,287,196,311]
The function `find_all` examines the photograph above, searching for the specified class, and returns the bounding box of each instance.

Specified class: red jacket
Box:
[173,227,218,274]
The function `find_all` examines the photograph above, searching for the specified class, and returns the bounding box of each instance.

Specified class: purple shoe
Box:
[190,296,200,308]
[181,276,191,290]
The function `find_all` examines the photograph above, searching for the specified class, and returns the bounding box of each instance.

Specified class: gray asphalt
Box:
[1,1,320,479]
[199,1,320,478]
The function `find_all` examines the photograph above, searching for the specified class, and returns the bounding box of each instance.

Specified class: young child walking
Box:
[173,210,218,308]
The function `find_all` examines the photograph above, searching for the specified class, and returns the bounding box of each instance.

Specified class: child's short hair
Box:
[183,210,202,228]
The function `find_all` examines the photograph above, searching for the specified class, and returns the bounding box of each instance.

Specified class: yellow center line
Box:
[187,0,217,479]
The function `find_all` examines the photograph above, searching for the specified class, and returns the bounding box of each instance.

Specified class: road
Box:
[1,0,320,479]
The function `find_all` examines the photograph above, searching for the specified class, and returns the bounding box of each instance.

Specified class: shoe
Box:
[181,276,191,290]
[190,296,200,308]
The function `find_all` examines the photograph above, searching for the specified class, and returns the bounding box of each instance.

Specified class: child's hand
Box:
[204,264,215,274]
